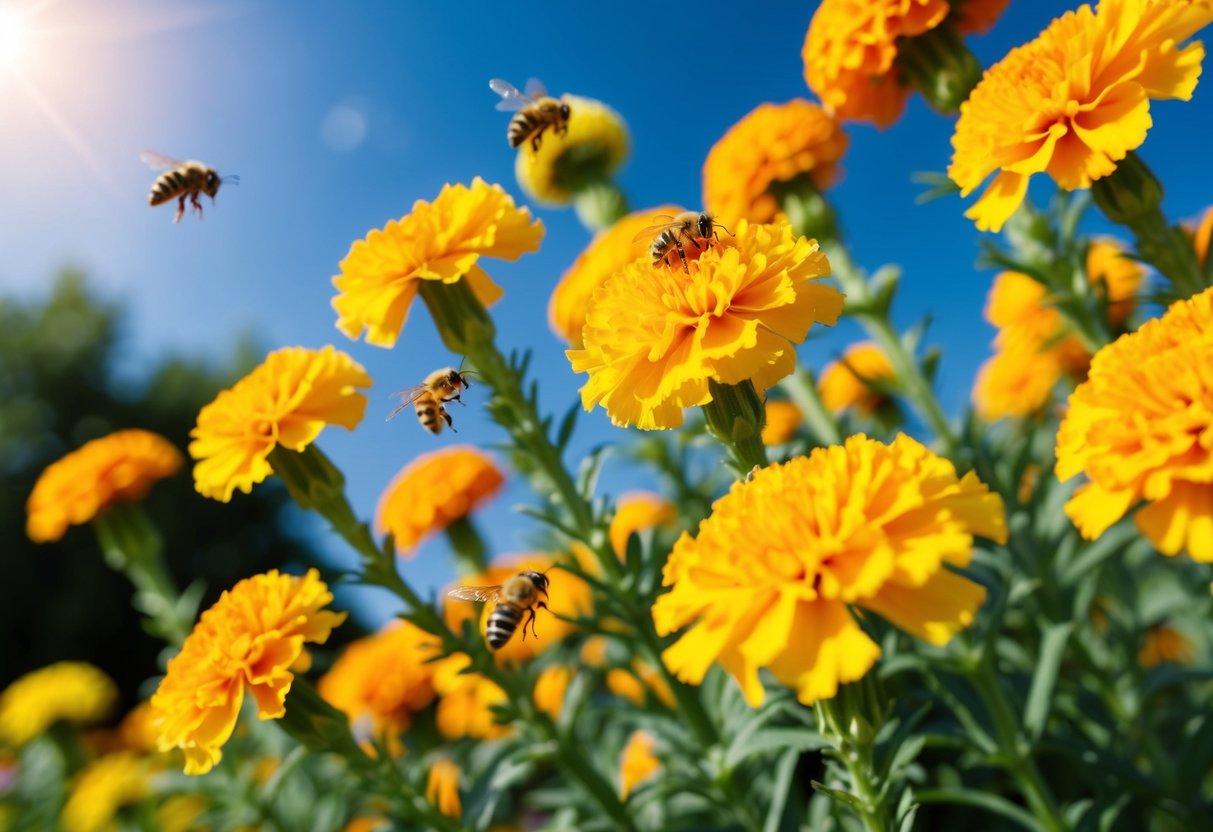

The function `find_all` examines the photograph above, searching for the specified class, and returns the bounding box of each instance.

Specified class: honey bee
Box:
[141,152,237,223]
[489,78,571,151]
[448,571,551,650]
[633,211,732,273]
[386,366,474,434]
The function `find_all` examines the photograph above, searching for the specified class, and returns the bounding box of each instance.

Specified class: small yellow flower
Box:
[61,752,148,832]
[1193,206,1213,267]
[804,0,1006,128]
[1057,287,1213,562]
[333,178,544,347]
[155,795,209,832]
[609,492,677,558]
[950,0,1213,231]
[533,665,573,721]
[569,221,843,430]
[426,758,462,820]
[317,620,439,754]
[26,429,182,543]
[618,730,660,800]
[1139,623,1195,667]
[375,446,505,554]
[515,96,629,205]
[762,400,803,445]
[654,434,1006,706]
[702,99,848,228]
[606,662,676,709]
[431,653,510,740]
[0,662,117,747]
[818,342,896,416]
[549,205,684,345]
[189,346,371,502]
[444,553,593,664]
[580,635,609,667]
[151,569,347,775]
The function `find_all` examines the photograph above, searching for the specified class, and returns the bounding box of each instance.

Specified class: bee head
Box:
[523,571,549,595]
[697,213,714,239]
[559,102,570,121]
[204,170,221,197]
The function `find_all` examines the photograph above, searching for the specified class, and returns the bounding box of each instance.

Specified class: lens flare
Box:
[0,5,31,70]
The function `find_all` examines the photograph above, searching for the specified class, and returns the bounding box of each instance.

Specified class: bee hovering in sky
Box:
[141,151,238,223]
[386,366,474,434]
[448,570,551,650]
[633,211,733,273]
[489,78,571,151]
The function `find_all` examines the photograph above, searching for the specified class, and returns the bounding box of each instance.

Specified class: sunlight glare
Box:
[0,4,31,70]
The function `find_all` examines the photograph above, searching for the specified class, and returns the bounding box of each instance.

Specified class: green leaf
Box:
[1024,622,1074,741]
[556,400,580,451]
[1177,715,1213,801]
[762,749,800,832]
[725,727,828,769]
[810,781,864,811]
[914,788,1038,830]
[911,170,961,204]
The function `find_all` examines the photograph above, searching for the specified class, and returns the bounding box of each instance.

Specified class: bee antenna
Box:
[714,220,734,237]
[223,174,240,185]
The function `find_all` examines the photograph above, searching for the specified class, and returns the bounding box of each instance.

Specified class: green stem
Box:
[971,658,1067,832]
[444,515,489,577]
[816,694,889,832]
[778,368,844,446]
[702,379,769,474]
[894,21,981,114]
[572,179,630,233]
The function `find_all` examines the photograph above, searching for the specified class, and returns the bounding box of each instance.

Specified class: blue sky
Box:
[3,0,1211,624]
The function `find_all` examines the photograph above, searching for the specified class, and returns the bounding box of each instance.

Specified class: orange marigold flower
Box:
[26,429,182,543]
[333,178,544,347]
[580,635,609,667]
[117,702,160,753]
[431,653,510,740]
[618,730,660,800]
[375,446,505,554]
[819,342,896,416]
[549,205,683,345]
[189,346,371,502]
[653,434,1006,706]
[702,100,848,228]
[533,665,573,721]
[569,221,843,430]
[426,758,462,820]
[61,752,148,832]
[317,620,438,754]
[762,400,803,445]
[444,553,593,664]
[606,662,676,709]
[610,492,677,558]
[1139,623,1195,666]
[150,569,347,775]
[1188,205,1213,267]
[1057,287,1213,561]
[950,0,1213,231]
[515,96,630,206]
[0,662,117,747]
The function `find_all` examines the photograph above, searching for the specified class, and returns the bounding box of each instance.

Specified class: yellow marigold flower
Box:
[606,662,676,709]
[0,662,117,747]
[426,758,462,820]
[610,492,677,558]
[618,730,660,800]
[155,795,208,832]
[515,96,629,206]
[117,702,159,753]
[653,434,1006,706]
[375,446,505,554]
[580,635,609,667]
[549,205,683,345]
[61,752,148,832]
[702,100,848,228]
[569,221,843,430]
[1057,288,1213,561]
[1139,623,1195,667]
[973,344,1069,422]
[818,342,896,416]
[190,346,371,502]
[444,553,593,664]
[151,569,347,775]
[762,400,803,445]
[950,0,1213,232]
[1087,240,1146,329]
[431,653,510,740]
[1193,206,1213,266]
[333,178,544,347]
[533,665,572,721]
[26,429,182,543]
[317,620,438,754]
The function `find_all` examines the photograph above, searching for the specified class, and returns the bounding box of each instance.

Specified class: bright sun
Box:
[0,4,32,70]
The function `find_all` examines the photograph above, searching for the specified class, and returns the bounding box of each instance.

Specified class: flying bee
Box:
[447,571,551,650]
[141,151,237,223]
[386,366,474,434]
[489,78,570,151]
[632,212,733,273]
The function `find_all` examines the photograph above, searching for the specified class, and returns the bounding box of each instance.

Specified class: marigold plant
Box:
[0,662,117,747]
[818,341,896,415]
[60,752,148,832]
[514,95,629,206]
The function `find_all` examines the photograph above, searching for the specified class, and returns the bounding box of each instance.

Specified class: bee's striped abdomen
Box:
[507,111,539,148]
[486,603,521,649]
[414,392,443,434]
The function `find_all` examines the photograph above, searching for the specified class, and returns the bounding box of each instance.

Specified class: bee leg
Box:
[675,238,689,274]
[442,410,457,433]
[191,192,204,220]
[174,196,186,223]
[531,124,548,152]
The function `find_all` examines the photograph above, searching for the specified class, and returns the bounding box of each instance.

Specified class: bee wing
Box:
[139,150,185,171]
[630,216,682,244]
[447,585,503,602]
[385,384,431,421]
[490,78,536,112]
[524,77,548,98]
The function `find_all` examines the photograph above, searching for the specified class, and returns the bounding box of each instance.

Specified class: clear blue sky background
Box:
[3,0,1211,625]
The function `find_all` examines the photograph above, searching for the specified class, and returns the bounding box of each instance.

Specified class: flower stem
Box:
[970,656,1067,832]
[572,179,630,233]
[92,503,192,646]
[778,368,843,446]
[815,691,890,832]
[703,379,769,474]
[894,21,981,115]
[444,515,489,577]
